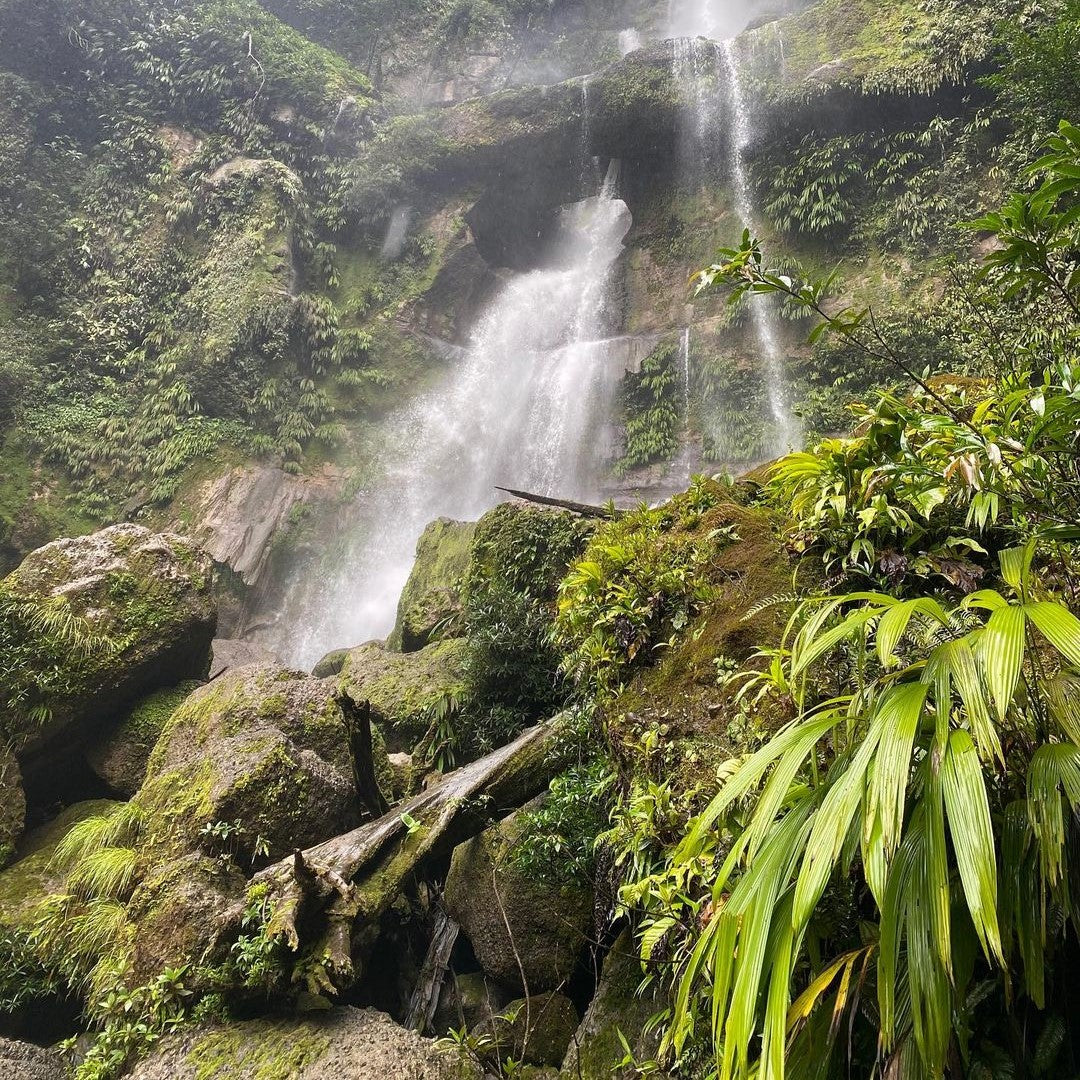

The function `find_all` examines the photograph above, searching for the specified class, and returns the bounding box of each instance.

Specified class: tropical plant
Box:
[636,541,1080,1077]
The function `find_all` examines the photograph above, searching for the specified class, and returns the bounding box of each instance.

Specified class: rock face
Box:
[444,808,592,995]
[561,929,668,1079]
[338,638,468,753]
[127,1006,481,1080]
[389,517,475,652]
[5,524,215,789]
[0,1038,66,1080]
[85,681,202,797]
[135,664,386,863]
[209,638,276,679]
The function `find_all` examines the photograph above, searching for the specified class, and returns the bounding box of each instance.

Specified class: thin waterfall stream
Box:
[670,0,800,457]
[265,163,631,668]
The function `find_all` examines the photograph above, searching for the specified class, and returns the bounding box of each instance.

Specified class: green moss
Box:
[0,800,122,929]
[186,1021,331,1080]
[389,517,476,651]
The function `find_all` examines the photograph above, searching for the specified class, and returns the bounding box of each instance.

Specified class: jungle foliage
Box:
[606,119,1080,1079]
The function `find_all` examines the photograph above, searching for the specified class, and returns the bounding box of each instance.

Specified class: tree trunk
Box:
[494,487,625,519]
[255,717,568,993]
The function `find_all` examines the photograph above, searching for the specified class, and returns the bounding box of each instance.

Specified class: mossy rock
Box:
[5,524,216,777]
[338,638,469,753]
[311,648,350,678]
[388,517,476,652]
[135,664,389,863]
[0,800,121,931]
[125,852,246,987]
[444,807,592,995]
[476,991,578,1068]
[560,929,668,1079]
[607,500,800,754]
[0,744,25,867]
[126,1005,481,1079]
[86,681,203,798]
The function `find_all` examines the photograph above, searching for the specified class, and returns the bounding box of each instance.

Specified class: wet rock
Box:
[135,664,389,862]
[389,518,475,652]
[5,524,215,791]
[561,929,668,1079]
[338,638,468,753]
[0,1037,66,1080]
[0,745,25,867]
[180,464,345,598]
[312,648,350,678]
[475,991,578,1067]
[126,1005,481,1079]
[444,807,592,995]
[209,638,275,679]
[85,681,202,797]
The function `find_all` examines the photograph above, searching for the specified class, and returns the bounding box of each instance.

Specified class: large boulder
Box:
[85,681,202,797]
[338,638,468,753]
[560,929,668,1079]
[134,664,389,863]
[4,524,215,792]
[444,807,592,996]
[389,518,475,652]
[126,1006,481,1079]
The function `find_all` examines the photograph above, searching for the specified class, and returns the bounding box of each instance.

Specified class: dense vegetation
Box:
[4,1,1080,1079]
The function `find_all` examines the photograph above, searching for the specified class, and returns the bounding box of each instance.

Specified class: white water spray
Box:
[266,166,632,667]
[719,38,799,452]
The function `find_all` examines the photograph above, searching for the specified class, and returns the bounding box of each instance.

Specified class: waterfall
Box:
[679,327,691,416]
[719,38,799,453]
[618,28,642,56]
[265,166,632,667]
[668,1,800,459]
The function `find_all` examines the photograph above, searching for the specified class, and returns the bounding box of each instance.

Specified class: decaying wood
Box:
[405,907,460,1033]
[494,486,625,519]
[339,694,391,820]
[255,716,567,990]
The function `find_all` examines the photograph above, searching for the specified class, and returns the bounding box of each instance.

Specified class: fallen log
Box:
[494,486,624,519]
[254,716,568,993]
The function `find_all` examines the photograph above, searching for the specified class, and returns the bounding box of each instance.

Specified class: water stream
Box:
[266,164,631,667]
[670,1,800,456]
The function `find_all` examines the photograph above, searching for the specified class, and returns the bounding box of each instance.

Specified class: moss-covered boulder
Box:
[4,524,215,782]
[338,638,468,753]
[85,681,203,798]
[0,800,121,931]
[312,648,350,678]
[476,991,578,1068]
[560,929,668,1079]
[389,517,475,652]
[126,1005,481,1079]
[0,744,24,866]
[444,807,592,995]
[125,852,246,986]
[135,664,388,863]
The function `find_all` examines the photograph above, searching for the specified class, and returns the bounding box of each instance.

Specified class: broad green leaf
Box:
[981,605,1026,719]
[1026,601,1080,668]
[941,730,1003,964]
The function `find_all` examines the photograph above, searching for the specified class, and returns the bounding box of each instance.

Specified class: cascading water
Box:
[718,38,800,452]
[669,0,800,457]
[265,163,632,667]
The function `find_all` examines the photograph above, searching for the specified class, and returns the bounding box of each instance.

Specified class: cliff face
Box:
[0,0,1021,612]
